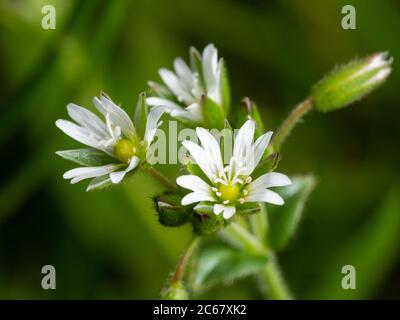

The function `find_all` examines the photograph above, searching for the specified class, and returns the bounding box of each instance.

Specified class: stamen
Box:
[223,200,229,205]
[245,176,252,184]
[239,198,245,204]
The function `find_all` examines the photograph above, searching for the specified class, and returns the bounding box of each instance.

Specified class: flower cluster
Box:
[56,43,392,228]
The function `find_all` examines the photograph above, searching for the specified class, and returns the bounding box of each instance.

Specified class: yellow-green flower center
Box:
[218,183,240,202]
[114,139,137,163]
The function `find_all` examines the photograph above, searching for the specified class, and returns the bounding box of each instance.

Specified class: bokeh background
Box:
[0,0,399,299]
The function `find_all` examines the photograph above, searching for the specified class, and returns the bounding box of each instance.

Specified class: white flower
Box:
[147,43,224,123]
[56,93,164,190]
[176,119,291,219]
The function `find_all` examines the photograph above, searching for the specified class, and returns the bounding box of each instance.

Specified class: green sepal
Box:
[192,204,225,236]
[201,95,225,130]
[134,92,149,139]
[251,152,281,179]
[186,160,210,184]
[234,97,264,138]
[219,58,231,114]
[236,202,261,216]
[86,174,114,192]
[56,148,115,166]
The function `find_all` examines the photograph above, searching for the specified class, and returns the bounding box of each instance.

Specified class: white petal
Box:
[222,206,236,219]
[182,140,216,181]
[202,44,218,90]
[67,103,108,138]
[181,192,215,205]
[196,127,225,179]
[233,119,255,164]
[93,95,135,139]
[176,175,213,193]
[109,156,139,184]
[247,131,273,173]
[213,204,225,215]
[185,103,202,122]
[146,97,182,112]
[56,119,99,149]
[249,172,291,192]
[144,106,165,145]
[246,189,284,205]
[159,68,193,104]
[110,171,126,184]
[174,58,194,87]
[63,164,120,184]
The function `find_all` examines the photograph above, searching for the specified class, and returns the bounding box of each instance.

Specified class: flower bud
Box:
[311,52,392,112]
[192,205,225,236]
[235,97,264,137]
[153,193,191,227]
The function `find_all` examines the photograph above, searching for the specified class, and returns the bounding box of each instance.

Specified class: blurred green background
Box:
[0,0,399,299]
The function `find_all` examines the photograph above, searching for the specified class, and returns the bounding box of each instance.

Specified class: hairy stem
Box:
[261,253,292,300]
[273,98,313,151]
[144,167,178,192]
[171,236,200,285]
[221,222,267,256]
[221,222,292,300]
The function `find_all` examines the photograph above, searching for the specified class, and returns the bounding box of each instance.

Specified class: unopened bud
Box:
[311,52,392,112]
[192,205,225,235]
[153,193,191,227]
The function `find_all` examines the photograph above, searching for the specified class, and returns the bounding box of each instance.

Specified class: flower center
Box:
[114,138,137,163]
[218,183,240,202]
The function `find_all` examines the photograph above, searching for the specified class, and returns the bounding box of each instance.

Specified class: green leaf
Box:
[219,59,231,114]
[202,95,225,130]
[134,92,149,139]
[268,175,316,251]
[234,97,264,137]
[56,148,115,166]
[191,244,268,292]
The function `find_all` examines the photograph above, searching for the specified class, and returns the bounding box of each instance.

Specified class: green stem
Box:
[249,203,268,243]
[144,167,178,192]
[161,236,199,300]
[221,222,267,256]
[221,222,292,300]
[273,98,313,151]
[261,253,292,300]
[171,236,200,285]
